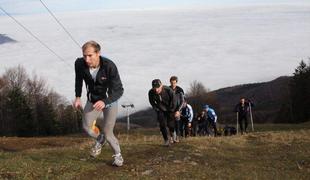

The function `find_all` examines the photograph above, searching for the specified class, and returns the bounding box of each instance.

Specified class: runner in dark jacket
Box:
[75,56,123,105]
[234,98,254,134]
[148,79,177,146]
[74,41,124,166]
[191,114,199,136]
[169,76,185,142]
[196,111,208,136]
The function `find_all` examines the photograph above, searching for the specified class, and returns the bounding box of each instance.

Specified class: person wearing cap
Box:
[203,104,218,137]
[74,41,124,167]
[169,76,185,142]
[148,79,177,146]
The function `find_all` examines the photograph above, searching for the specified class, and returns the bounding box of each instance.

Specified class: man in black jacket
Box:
[169,76,184,142]
[235,98,254,135]
[74,40,124,166]
[148,79,177,146]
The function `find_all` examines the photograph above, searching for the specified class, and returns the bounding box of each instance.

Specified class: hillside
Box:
[0,123,309,179]
[119,108,157,128]
[121,76,292,127]
[212,76,292,123]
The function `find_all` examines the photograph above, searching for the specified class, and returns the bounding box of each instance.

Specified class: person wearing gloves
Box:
[169,76,185,142]
[180,101,193,137]
[203,104,218,137]
[148,79,177,146]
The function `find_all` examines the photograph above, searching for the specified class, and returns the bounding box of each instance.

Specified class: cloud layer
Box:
[0,4,310,113]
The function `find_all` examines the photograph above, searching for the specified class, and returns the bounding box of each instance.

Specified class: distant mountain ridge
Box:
[119,76,292,127]
[0,34,17,44]
[212,76,291,124]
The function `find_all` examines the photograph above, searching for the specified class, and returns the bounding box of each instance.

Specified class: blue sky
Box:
[1,0,309,15]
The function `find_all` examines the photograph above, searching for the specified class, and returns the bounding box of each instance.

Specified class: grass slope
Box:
[0,123,309,179]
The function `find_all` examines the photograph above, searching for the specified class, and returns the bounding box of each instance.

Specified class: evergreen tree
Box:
[7,87,34,136]
[290,60,310,122]
[36,97,57,135]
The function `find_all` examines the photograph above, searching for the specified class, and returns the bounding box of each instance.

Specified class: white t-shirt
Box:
[89,67,100,81]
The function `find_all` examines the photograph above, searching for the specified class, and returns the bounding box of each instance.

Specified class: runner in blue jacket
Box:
[203,104,218,137]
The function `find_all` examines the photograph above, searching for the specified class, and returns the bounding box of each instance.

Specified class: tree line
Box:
[1,59,309,137]
[287,59,310,123]
[0,65,82,136]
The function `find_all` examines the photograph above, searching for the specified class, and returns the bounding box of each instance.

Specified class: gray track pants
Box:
[83,101,121,155]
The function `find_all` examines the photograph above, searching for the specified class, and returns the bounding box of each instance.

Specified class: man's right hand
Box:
[74,97,82,109]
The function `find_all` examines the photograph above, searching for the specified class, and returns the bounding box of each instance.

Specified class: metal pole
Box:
[122,104,134,132]
[126,107,130,131]
[249,102,254,132]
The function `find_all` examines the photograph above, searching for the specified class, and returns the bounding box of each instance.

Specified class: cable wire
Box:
[39,0,81,48]
[0,6,72,68]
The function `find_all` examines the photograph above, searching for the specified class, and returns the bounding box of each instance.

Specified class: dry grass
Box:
[0,124,309,179]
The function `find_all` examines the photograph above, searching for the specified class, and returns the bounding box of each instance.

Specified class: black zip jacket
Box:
[234,101,254,116]
[170,85,184,112]
[148,86,177,112]
[75,56,124,105]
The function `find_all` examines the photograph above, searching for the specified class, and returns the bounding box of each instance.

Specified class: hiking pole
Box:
[236,112,239,135]
[249,102,254,132]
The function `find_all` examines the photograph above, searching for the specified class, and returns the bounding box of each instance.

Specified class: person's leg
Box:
[174,116,181,142]
[167,112,176,143]
[212,121,217,137]
[244,116,248,133]
[101,102,120,155]
[175,116,181,136]
[198,123,203,136]
[83,101,102,139]
[239,116,245,134]
[101,102,124,166]
[83,101,105,157]
[205,120,211,136]
[184,119,190,137]
[94,114,106,144]
[179,117,184,137]
[157,111,169,143]
[193,121,198,136]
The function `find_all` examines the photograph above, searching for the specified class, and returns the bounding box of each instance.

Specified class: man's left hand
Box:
[93,100,105,111]
[175,111,180,118]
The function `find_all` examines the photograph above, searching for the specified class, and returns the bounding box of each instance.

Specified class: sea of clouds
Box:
[1,4,310,114]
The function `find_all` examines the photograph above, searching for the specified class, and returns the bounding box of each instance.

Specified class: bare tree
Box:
[186,80,209,114]
[47,90,67,108]
[3,65,28,91]
[186,80,219,116]
[186,80,210,97]
[26,73,47,98]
